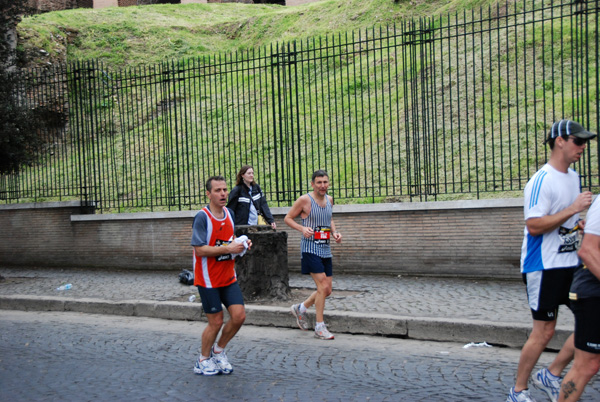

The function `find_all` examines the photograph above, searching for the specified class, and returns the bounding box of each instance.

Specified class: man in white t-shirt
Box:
[507,120,596,402]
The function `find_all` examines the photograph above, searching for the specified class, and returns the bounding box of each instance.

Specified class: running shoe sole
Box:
[193,359,221,376]
[193,364,220,375]
[314,331,335,340]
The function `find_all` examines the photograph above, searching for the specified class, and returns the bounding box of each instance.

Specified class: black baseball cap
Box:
[545,119,597,143]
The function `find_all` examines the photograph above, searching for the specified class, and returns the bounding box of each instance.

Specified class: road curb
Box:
[0,295,571,349]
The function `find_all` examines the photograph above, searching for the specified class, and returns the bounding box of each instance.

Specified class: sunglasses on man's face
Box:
[569,136,588,146]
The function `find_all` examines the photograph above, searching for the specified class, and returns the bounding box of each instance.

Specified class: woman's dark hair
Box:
[236,165,255,186]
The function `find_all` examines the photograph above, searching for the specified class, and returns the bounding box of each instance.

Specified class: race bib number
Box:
[215,239,233,261]
[314,226,331,245]
[558,224,580,253]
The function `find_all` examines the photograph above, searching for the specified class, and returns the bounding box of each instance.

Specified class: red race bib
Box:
[314,226,331,244]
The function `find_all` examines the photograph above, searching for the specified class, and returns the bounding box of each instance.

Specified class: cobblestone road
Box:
[1,311,598,402]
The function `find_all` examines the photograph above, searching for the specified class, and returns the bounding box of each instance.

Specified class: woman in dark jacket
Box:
[227,165,276,229]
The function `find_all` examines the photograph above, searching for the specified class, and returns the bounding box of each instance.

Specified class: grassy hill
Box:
[8,0,598,211]
[17,0,500,68]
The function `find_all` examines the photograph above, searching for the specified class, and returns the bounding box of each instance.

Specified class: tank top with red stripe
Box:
[193,206,236,288]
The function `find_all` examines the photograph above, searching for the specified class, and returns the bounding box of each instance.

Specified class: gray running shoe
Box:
[314,324,334,340]
[532,368,560,402]
[291,304,309,330]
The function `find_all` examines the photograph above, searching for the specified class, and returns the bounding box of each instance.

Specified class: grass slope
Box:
[18,0,501,68]
[9,0,597,211]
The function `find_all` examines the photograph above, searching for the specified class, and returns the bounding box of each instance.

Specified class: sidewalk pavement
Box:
[0,267,574,349]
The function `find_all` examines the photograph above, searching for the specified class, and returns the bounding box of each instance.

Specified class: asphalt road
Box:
[1,311,598,402]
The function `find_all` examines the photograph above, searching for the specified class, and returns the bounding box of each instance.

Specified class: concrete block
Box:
[63,298,136,316]
[93,0,117,8]
[150,301,203,321]
[326,311,409,336]
[0,295,65,312]
[406,317,530,348]
[244,305,295,328]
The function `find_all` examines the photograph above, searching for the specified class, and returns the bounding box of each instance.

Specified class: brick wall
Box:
[0,202,94,267]
[0,199,524,278]
[281,200,524,278]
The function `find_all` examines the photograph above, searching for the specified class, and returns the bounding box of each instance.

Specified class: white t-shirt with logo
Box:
[521,164,581,273]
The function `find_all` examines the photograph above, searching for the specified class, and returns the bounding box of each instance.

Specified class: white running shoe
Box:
[291,304,310,330]
[532,368,560,402]
[314,324,334,340]
[506,387,537,402]
[211,348,233,374]
[193,356,220,376]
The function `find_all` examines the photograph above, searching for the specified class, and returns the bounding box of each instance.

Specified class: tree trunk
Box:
[235,225,290,301]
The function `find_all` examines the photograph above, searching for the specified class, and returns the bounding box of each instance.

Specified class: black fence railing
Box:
[1,0,598,212]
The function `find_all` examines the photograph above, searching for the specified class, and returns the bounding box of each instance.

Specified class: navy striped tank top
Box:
[300,194,333,258]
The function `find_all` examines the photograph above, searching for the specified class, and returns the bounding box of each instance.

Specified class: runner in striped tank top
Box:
[300,194,333,258]
[284,170,342,340]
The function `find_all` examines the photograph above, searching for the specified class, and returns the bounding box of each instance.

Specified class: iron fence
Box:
[1,0,598,212]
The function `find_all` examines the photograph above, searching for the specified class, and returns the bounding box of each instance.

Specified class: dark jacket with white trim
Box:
[227,183,275,226]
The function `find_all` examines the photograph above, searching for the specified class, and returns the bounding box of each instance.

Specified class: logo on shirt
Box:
[215,238,233,261]
[558,225,580,253]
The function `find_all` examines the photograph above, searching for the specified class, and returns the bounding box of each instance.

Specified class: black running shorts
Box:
[572,297,600,354]
[523,268,574,321]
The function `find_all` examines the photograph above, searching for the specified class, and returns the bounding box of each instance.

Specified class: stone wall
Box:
[0,199,524,279]
[27,0,81,11]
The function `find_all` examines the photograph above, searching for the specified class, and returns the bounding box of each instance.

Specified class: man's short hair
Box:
[205,175,226,191]
[311,169,329,182]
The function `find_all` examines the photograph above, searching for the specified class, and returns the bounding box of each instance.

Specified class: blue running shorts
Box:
[301,252,333,277]
[197,281,244,314]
